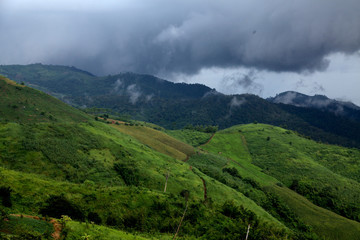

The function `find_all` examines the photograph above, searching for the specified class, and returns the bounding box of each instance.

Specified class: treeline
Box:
[184,124,218,133]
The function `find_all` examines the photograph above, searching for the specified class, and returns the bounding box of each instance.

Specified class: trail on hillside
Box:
[200,177,207,201]
[10,214,61,240]
[240,134,249,152]
[201,133,215,146]
[188,166,207,201]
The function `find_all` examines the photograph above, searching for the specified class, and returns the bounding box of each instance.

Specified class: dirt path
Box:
[10,214,62,240]
[201,133,215,146]
[200,177,207,201]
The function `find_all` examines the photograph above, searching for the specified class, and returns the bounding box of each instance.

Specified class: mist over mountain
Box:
[268,91,360,122]
[1,64,360,149]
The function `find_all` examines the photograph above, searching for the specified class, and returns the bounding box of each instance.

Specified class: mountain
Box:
[1,64,360,150]
[0,63,212,100]
[2,75,360,239]
[268,91,360,122]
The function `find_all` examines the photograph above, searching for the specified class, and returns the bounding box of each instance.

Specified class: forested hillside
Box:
[1,64,360,149]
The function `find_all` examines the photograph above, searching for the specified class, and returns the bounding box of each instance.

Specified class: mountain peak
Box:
[268,91,360,119]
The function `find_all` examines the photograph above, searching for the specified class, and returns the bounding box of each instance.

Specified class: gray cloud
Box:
[1,0,360,76]
[221,70,263,95]
[113,79,124,93]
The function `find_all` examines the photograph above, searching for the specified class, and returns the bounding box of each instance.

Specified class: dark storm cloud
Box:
[1,0,360,76]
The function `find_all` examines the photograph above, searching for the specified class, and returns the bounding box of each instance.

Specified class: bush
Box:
[222,167,242,179]
[0,186,12,207]
[88,212,102,224]
[106,215,120,227]
[114,161,140,186]
[243,178,261,190]
[40,195,84,221]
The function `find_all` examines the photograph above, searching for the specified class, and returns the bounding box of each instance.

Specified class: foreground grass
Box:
[65,221,155,240]
[0,215,53,239]
[1,167,290,239]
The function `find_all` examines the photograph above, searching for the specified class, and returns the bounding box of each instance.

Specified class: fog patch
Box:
[126,84,142,104]
[221,70,263,96]
[113,78,124,93]
[226,96,247,118]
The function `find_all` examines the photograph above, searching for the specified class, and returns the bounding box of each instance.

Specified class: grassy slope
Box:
[165,129,213,147]
[238,124,360,219]
[0,75,89,123]
[199,124,360,240]
[65,221,155,240]
[199,130,279,186]
[271,185,360,240]
[101,122,282,224]
[111,124,195,161]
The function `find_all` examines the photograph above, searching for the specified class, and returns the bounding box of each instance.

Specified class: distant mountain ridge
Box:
[0,63,213,100]
[268,91,360,122]
[1,64,360,149]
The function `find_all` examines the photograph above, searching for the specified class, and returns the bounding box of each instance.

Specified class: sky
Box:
[1,0,360,104]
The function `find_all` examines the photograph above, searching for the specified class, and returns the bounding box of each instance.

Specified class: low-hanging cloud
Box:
[126,84,142,104]
[1,0,360,77]
[221,70,263,96]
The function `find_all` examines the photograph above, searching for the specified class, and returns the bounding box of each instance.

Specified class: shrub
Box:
[243,178,261,190]
[88,212,102,224]
[40,195,84,221]
[222,167,242,179]
[114,161,140,186]
[0,186,12,207]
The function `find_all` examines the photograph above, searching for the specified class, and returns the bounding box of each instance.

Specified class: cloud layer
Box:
[1,0,360,76]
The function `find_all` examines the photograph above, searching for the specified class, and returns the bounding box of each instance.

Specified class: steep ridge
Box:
[268,91,360,122]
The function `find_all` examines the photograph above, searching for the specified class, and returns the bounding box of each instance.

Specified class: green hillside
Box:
[0,75,89,123]
[111,123,195,161]
[1,78,291,239]
[194,124,360,239]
